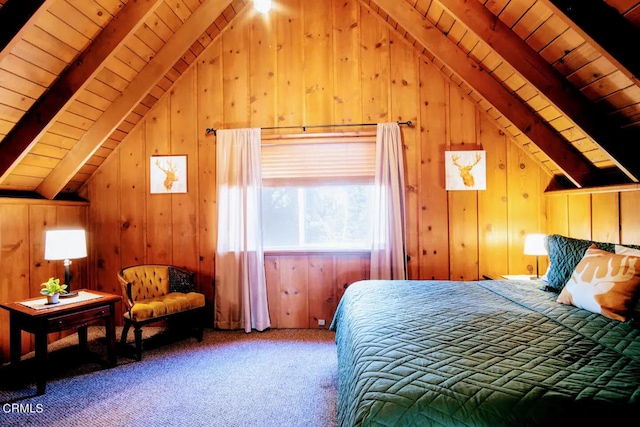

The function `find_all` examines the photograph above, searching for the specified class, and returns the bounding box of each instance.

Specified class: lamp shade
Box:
[254,0,271,13]
[524,233,547,256]
[44,229,87,260]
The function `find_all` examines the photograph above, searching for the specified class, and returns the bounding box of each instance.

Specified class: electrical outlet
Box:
[318,319,325,326]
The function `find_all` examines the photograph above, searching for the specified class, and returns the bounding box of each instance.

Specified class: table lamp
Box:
[524,233,547,278]
[44,229,87,298]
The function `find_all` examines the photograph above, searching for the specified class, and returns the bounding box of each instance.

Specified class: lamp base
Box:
[60,291,79,298]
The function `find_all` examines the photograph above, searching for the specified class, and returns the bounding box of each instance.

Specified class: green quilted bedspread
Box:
[329,280,640,426]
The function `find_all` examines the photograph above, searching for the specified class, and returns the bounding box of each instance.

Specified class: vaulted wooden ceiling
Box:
[0,0,638,199]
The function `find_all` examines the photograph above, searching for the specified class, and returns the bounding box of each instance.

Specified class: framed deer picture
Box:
[445,150,486,190]
[150,155,187,194]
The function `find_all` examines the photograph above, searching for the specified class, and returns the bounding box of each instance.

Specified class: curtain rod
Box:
[205,121,412,136]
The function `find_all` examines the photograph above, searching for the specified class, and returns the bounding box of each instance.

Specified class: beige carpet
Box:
[0,326,339,427]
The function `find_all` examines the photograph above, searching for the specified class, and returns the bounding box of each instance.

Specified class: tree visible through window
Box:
[260,132,376,251]
[262,185,373,250]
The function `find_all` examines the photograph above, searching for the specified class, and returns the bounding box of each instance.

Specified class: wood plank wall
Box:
[546,192,640,244]
[0,198,88,362]
[2,1,637,361]
[77,0,552,330]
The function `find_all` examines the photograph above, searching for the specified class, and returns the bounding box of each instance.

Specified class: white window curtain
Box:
[215,128,270,332]
[370,122,407,280]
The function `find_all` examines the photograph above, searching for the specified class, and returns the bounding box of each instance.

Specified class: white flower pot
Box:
[47,294,60,304]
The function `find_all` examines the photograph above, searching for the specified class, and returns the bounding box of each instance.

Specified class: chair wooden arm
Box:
[116,270,134,316]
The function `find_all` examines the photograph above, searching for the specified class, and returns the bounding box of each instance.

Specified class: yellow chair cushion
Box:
[126,291,206,322]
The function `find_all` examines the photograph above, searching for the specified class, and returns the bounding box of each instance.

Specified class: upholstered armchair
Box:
[117,264,206,360]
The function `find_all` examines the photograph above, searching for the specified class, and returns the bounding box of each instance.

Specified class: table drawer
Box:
[47,305,111,331]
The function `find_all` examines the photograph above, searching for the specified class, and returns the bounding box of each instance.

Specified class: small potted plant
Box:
[40,277,67,304]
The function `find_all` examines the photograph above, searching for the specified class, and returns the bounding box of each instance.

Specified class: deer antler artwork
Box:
[451,152,482,188]
[563,252,637,317]
[155,158,179,191]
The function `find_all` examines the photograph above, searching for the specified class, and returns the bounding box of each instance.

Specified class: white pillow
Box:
[556,245,640,321]
[616,244,640,257]
[616,245,640,313]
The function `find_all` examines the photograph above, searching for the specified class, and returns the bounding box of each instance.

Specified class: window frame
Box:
[260,131,376,254]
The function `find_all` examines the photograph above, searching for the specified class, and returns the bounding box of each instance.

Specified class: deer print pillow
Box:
[557,245,640,321]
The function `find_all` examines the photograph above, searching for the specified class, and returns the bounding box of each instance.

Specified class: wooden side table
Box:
[0,289,121,395]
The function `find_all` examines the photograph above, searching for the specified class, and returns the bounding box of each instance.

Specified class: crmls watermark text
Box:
[2,403,44,414]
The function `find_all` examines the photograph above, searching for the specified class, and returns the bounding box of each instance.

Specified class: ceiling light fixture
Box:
[254,0,272,14]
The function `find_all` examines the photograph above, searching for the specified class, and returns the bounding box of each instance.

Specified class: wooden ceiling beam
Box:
[370,0,596,188]
[436,0,640,182]
[37,0,239,199]
[0,0,165,186]
[540,0,640,85]
[0,0,49,63]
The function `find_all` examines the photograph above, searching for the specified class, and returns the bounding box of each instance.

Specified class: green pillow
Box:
[543,234,640,292]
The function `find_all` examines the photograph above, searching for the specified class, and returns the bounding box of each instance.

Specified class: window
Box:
[261,133,376,251]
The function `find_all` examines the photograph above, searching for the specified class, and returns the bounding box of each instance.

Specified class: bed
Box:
[330,276,640,426]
